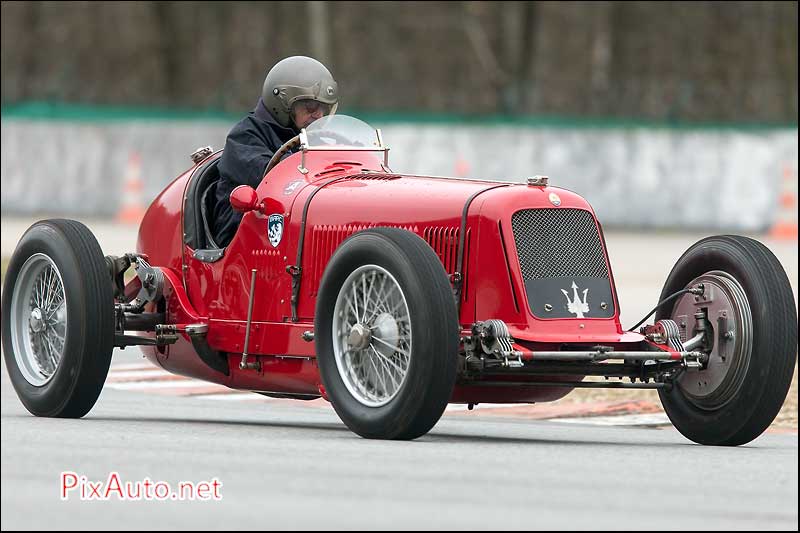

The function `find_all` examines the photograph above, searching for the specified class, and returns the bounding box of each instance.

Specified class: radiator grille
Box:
[423,226,460,274]
[344,173,402,181]
[423,226,471,299]
[510,209,609,280]
[307,224,418,295]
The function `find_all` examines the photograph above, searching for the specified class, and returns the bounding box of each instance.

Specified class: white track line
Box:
[106,369,174,380]
[106,380,227,391]
[188,393,268,402]
[551,413,671,426]
[110,363,161,371]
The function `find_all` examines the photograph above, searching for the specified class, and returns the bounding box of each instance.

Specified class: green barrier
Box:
[2,101,796,131]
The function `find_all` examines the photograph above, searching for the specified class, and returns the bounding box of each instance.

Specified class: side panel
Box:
[294,173,495,323]
[182,152,385,325]
[136,170,190,273]
[182,212,293,322]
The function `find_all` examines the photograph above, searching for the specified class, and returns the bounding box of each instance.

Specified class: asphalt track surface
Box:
[1,219,798,530]
[1,349,798,531]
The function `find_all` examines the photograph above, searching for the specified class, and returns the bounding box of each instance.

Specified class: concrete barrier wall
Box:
[1,120,796,231]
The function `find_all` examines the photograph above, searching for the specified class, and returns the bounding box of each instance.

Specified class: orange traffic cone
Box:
[116,152,146,225]
[768,163,798,240]
[454,155,470,178]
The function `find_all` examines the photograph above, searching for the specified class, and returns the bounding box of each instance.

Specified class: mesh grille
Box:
[511,209,609,280]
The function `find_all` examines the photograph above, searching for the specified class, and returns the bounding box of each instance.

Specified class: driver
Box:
[212,56,338,247]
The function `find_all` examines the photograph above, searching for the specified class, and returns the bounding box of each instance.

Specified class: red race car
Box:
[3,115,797,444]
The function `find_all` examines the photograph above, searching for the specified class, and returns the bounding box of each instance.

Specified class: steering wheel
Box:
[264,134,301,175]
[264,130,370,176]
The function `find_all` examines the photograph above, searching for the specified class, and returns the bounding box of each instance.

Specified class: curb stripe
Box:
[103,366,796,433]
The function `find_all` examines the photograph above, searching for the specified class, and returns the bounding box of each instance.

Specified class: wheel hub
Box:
[348,323,372,350]
[333,264,413,408]
[671,271,752,409]
[372,312,400,358]
[29,308,45,333]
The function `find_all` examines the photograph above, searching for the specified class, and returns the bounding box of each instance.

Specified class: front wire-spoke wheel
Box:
[332,265,412,408]
[316,228,459,440]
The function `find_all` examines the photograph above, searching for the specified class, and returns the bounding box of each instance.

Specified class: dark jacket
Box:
[212,99,297,247]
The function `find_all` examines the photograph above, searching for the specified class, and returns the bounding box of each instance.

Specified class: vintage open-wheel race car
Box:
[2,115,797,444]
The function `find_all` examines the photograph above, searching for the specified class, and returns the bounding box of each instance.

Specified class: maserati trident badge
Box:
[268,214,284,247]
[561,281,589,318]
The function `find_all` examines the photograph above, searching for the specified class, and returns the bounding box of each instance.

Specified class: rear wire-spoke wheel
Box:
[2,219,114,418]
[316,228,459,440]
[656,235,797,446]
[10,254,68,386]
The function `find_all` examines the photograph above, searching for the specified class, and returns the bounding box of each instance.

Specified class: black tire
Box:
[2,219,114,418]
[655,235,797,446]
[315,227,459,440]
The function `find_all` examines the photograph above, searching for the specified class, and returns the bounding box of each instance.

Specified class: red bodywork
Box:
[136,148,664,403]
